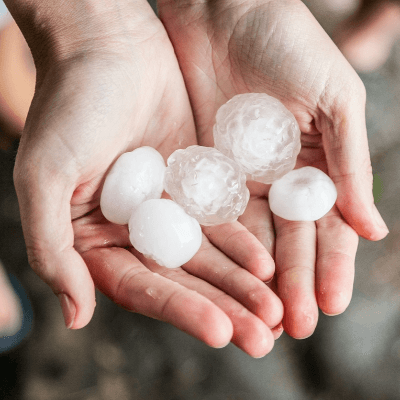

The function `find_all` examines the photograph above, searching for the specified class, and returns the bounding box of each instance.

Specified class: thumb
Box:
[318,82,388,241]
[14,157,96,329]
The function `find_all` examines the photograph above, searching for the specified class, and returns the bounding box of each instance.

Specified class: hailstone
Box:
[129,199,202,268]
[213,93,301,184]
[100,147,166,225]
[164,145,250,226]
[269,167,337,221]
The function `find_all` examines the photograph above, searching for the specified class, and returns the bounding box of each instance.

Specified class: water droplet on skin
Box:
[145,287,158,299]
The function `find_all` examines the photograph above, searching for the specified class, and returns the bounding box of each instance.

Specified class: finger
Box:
[186,236,283,329]
[14,173,96,330]
[274,216,318,339]
[238,195,275,265]
[132,247,275,358]
[0,262,22,336]
[73,207,130,254]
[203,216,274,281]
[76,210,278,357]
[83,247,233,349]
[317,86,389,241]
[315,207,358,315]
[271,323,284,340]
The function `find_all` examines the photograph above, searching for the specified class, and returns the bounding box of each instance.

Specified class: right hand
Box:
[12,0,283,357]
[158,0,388,339]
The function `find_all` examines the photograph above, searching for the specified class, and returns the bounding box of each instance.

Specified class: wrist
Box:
[4,0,158,68]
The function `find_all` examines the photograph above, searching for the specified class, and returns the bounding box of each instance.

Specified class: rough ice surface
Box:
[129,199,202,269]
[213,93,301,184]
[269,166,337,221]
[164,145,250,226]
[100,147,166,225]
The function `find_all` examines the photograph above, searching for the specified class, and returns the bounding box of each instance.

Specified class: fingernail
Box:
[297,333,313,340]
[272,323,284,340]
[373,205,389,234]
[58,294,76,329]
[322,311,342,317]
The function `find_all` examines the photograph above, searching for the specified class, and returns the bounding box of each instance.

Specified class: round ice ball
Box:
[213,93,301,184]
[164,145,250,226]
[129,199,202,269]
[269,167,337,221]
[100,147,166,225]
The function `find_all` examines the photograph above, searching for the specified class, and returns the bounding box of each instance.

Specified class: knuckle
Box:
[222,229,248,249]
[277,221,314,239]
[25,243,56,286]
[159,291,178,320]
[115,268,146,300]
[220,267,239,286]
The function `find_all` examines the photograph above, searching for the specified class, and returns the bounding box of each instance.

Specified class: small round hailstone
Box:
[213,93,301,184]
[164,145,250,226]
[269,166,337,221]
[100,147,166,225]
[129,199,202,269]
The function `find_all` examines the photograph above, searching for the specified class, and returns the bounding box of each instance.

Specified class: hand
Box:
[158,0,389,338]
[11,0,283,357]
[0,262,22,337]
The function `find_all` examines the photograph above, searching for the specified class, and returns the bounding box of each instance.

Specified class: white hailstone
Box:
[164,145,250,226]
[100,147,166,225]
[213,93,301,184]
[129,199,202,269]
[269,166,338,221]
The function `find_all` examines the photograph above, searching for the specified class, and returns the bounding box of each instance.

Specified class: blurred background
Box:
[1,0,400,399]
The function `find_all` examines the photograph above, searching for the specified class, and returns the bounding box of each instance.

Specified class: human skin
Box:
[0,262,22,336]
[157,0,389,338]
[6,0,284,357]
[0,20,35,150]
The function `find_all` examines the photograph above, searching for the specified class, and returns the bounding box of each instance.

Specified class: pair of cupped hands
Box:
[11,0,388,358]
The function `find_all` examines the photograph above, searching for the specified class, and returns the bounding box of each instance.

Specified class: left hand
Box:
[11,0,283,357]
[158,0,389,338]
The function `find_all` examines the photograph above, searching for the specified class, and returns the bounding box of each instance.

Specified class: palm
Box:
[15,10,283,356]
[158,0,371,337]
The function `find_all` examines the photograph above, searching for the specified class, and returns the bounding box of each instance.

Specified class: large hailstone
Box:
[129,199,202,268]
[269,167,337,221]
[100,147,166,225]
[213,93,301,184]
[164,145,250,226]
